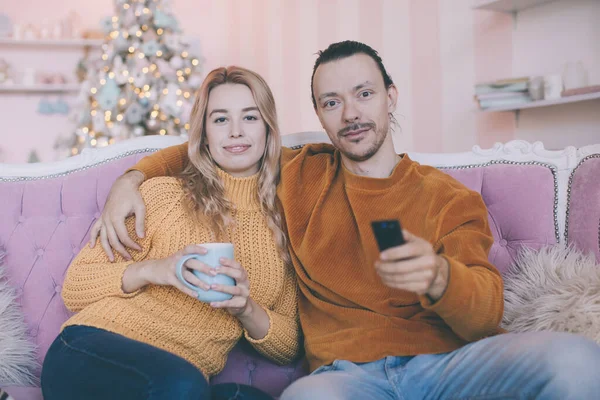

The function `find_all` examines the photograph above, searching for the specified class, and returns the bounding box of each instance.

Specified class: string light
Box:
[100,79,106,85]
[142,67,149,73]
[138,53,145,59]
[142,25,149,31]
[176,100,183,107]
[162,88,168,95]
[192,59,199,66]
[117,114,124,121]
[124,3,130,9]
[157,28,163,35]
[136,31,142,37]
[128,46,135,53]
[91,110,97,116]
[183,92,191,99]
[181,51,188,58]
[176,89,182,95]
[143,8,150,13]
[174,118,180,124]
[102,54,108,60]
[156,50,163,57]
[91,139,97,146]
[71,148,79,155]
[110,31,119,39]
[151,111,159,118]
[159,129,166,135]
[82,127,89,134]
[128,77,134,83]
[184,68,191,75]
[108,72,115,78]
[178,76,184,82]
[184,123,190,130]
[90,87,97,94]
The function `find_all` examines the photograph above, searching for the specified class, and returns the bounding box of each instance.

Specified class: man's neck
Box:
[342,146,400,178]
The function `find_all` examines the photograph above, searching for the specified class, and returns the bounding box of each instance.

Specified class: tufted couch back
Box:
[1,134,599,399]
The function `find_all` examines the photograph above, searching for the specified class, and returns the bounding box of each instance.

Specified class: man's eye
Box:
[360,91,371,98]
[324,100,337,108]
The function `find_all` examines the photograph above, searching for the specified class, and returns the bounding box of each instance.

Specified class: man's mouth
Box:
[223,145,251,153]
[342,127,370,139]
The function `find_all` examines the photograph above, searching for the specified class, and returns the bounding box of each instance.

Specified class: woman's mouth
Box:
[223,145,251,154]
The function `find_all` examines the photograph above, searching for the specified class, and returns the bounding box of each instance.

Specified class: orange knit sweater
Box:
[132,142,504,372]
[62,172,300,377]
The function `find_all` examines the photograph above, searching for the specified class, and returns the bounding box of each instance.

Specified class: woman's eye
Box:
[214,117,226,123]
[244,115,258,121]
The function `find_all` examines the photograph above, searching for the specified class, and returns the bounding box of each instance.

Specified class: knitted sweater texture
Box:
[61,172,300,377]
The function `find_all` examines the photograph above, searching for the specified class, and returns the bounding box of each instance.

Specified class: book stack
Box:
[475,77,532,110]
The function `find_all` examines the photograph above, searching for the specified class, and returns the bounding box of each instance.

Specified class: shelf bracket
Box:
[512,11,518,29]
[514,109,521,127]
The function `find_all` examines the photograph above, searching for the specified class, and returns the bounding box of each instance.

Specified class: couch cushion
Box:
[440,162,558,275]
[566,154,600,262]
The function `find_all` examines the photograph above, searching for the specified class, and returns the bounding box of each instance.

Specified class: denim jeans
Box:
[41,325,273,400]
[281,331,600,400]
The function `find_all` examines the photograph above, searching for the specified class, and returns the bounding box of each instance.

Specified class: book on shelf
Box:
[475,77,529,95]
[561,85,600,97]
[478,96,532,109]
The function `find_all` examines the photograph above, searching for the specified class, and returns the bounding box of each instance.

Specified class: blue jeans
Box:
[281,331,600,400]
[41,325,273,400]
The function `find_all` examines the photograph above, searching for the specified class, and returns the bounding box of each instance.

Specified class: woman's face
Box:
[204,83,267,177]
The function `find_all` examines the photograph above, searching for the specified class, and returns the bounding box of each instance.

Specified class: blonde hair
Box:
[179,66,290,265]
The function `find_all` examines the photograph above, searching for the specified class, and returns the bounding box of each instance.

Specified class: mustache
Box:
[338,122,376,137]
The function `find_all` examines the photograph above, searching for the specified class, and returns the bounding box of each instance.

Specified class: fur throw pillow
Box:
[502,244,600,344]
[0,250,38,386]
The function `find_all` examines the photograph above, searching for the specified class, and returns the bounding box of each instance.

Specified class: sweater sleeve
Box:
[61,178,181,312]
[244,262,301,365]
[419,191,504,341]
[128,143,190,180]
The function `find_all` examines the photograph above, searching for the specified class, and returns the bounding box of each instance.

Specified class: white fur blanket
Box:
[502,244,600,344]
[0,251,38,386]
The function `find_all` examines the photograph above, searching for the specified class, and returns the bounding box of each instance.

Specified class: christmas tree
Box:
[69,0,203,155]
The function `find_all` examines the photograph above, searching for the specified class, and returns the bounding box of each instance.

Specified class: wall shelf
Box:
[0,38,103,47]
[481,91,600,112]
[0,84,81,93]
[472,0,560,13]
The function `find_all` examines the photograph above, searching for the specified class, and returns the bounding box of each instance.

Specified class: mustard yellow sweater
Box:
[61,172,300,377]
[133,143,504,372]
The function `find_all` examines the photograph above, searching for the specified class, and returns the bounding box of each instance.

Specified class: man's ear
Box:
[387,84,398,113]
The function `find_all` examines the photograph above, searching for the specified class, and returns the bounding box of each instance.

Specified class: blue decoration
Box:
[153,10,178,30]
[97,78,120,111]
[139,97,150,108]
[100,16,114,34]
[142,40,161,56]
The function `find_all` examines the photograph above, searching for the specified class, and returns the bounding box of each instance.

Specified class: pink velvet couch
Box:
[1,132,599,399]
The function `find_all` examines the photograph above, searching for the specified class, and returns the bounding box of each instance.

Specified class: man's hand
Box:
[90,171,146,262]
[375,230,450,301]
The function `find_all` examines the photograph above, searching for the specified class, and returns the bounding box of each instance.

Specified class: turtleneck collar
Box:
[216,167,261,211]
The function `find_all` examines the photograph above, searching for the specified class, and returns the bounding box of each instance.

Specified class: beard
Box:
[334,121,389,162]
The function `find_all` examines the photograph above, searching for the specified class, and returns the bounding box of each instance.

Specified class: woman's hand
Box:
[208,258,253,317]
[122,244,214,297]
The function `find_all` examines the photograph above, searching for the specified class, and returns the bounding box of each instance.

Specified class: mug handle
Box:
[175,254,204,292]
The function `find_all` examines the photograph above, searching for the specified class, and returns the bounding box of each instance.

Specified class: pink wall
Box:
[1,0,598,163]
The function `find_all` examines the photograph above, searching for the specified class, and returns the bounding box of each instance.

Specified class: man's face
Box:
[312,54,397,162]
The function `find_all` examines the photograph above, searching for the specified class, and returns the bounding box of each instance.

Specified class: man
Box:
[91,41,600,399]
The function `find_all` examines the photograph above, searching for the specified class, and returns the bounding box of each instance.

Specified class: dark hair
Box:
[310,40,394,109]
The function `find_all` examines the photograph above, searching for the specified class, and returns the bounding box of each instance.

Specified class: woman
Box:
[41,66,300,400]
